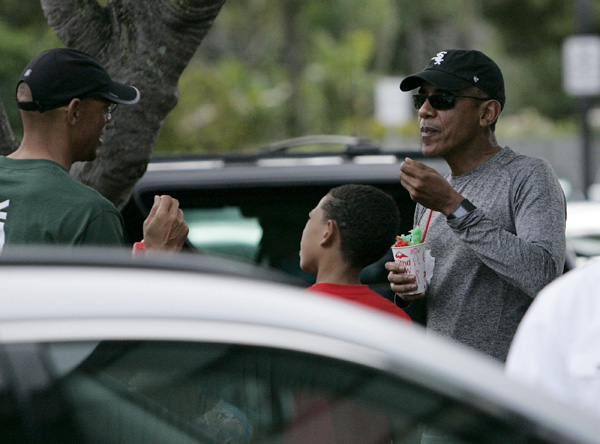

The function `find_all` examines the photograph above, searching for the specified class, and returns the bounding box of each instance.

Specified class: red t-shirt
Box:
[307,282,411,323]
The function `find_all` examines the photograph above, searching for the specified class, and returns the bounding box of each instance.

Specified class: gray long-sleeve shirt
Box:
[415,147,566,362]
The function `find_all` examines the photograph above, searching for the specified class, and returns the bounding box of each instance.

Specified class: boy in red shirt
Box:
[300,184,410,322]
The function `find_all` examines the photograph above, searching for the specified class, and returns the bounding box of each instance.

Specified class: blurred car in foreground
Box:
[566,200,600,266]
[0,248,598,444]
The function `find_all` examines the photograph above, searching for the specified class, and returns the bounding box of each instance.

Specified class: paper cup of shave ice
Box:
[392,243,427,295]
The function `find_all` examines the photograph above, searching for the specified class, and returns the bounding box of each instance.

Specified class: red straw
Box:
[422,209,433,242]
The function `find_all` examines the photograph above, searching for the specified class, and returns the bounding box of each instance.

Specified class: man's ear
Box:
[320,219,337,246]
[66,98,82,125]
[479,100,501,128]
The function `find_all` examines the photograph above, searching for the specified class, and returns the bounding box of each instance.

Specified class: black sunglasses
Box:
[412,93,492,110]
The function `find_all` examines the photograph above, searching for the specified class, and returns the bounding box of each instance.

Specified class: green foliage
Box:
[2,0,46,28]
[0,0,60,139]
[156,0,398,153]
[157,58,291,153]
[0,0,591,154]
[481,0,597,120]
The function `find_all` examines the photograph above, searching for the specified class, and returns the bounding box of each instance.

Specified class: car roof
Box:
[140,135,449,191]
[1,247,599,444]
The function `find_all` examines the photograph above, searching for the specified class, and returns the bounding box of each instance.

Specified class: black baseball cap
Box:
[400,49,505,109]
[16,48,140,113]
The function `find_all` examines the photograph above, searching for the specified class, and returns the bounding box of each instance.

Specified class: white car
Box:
[0,247,598,444]
[567,200,600,265]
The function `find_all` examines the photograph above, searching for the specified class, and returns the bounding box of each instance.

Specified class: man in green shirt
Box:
[0,48,188,251]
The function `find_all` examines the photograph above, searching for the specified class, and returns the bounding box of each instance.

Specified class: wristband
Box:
[446,199,476,220]
[132,240,146,256]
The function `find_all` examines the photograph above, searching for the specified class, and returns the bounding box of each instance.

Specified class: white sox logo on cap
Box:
[431,51,447,65]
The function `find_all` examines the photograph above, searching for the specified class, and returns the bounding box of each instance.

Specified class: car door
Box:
[0,338,593,444]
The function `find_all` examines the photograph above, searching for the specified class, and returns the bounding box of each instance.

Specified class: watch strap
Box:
[447,199,476,220]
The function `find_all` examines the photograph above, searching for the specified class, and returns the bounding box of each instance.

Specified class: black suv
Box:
[122,135,447,300]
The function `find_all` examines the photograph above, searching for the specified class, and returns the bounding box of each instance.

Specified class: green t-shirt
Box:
[0,156,124,249]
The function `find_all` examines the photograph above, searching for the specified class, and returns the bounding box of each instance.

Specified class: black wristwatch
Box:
[446,198,477,220]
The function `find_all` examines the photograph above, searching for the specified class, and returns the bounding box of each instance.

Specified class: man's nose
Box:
[418,97,435,118]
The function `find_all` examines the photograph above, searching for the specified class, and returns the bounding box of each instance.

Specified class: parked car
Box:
[121,135,448,310]
[566,200,600,266]
[0,247,598,444]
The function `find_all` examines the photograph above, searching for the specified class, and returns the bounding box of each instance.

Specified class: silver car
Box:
[0,248,597,444]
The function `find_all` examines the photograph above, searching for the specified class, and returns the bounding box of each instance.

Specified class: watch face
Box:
[448,199,476,220]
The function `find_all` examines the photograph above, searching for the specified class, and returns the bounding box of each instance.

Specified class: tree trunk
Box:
[17,0,226,209]
[0,100,19,155]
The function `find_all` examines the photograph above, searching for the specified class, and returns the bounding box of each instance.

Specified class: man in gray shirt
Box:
[386,49,566,362]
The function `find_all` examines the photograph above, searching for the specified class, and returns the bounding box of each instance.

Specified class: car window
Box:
[178,187,325,284]
[42,341,553,444]
[185,207,263,263]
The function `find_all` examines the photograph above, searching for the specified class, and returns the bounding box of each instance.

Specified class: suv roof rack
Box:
[261,135,381,156]
[149,135,424,167]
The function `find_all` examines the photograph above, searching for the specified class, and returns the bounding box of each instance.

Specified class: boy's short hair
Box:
[321,184,400,269]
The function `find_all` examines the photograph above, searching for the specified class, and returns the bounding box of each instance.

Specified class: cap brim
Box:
[99,82,140,105]
[400,70,472,92]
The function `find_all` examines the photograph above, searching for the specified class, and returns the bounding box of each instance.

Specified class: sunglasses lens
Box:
[430,95,455,110]
[412,94,456,110]
[412,95,426,109]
